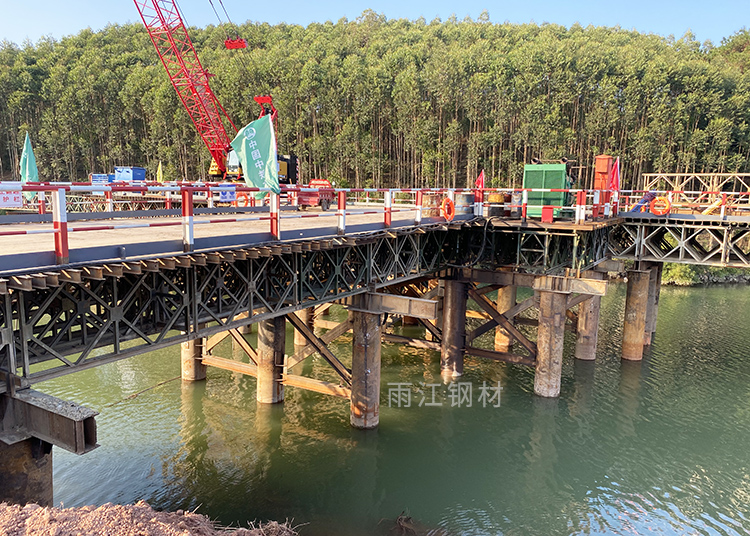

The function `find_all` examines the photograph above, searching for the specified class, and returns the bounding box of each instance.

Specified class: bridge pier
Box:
[534,290,568,398]
[0,438,53,506]
[622,270,651,361]
[350,299,382,429]
[293,308,314,350]
[644,262,663,345]
[575,273,604,361]
[181,336,206,381]
[494,284,517,352]
[257,317,286,404]
[441,279,467,379]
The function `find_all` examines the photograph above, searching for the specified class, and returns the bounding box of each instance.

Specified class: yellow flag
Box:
[156,161,164,183]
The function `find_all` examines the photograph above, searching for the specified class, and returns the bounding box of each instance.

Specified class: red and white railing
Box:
[0,181,623,266]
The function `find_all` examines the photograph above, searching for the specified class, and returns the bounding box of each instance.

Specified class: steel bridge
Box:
[0,177,748,473]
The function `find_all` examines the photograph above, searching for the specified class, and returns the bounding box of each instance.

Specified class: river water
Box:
[39,283,750,535]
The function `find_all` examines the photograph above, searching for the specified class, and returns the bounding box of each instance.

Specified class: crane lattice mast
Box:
[133,0,237,174]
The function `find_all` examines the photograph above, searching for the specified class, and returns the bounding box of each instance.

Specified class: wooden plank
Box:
[468,288,537,357]
[202,355,257,377]
[282,374,351,399]
[382,334,441,351]
[286,313,352,383]
[466,310,490,320]
[286,318,353,370]
[465,346,536,367]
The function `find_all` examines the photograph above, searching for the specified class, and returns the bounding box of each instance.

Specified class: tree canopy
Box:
[1,15,749,189]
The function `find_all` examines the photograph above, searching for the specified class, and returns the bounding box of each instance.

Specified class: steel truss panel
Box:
[610,220,750,268]
[0,222,612,389]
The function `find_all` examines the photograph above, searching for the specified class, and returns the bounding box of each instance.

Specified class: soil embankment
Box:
[0,501,296,536]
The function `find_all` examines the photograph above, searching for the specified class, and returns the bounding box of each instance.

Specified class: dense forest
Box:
[1,12,750,189]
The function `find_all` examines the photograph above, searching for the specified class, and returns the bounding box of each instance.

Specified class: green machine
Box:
[522,163,574,217]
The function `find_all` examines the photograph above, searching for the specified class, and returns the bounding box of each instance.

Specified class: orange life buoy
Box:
[235,192,249,207]
[649,196,671,216]
[441,197,455,221]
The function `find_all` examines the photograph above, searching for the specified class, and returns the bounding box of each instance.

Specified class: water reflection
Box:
[36,284,750,535]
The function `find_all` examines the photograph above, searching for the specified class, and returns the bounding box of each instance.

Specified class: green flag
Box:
[230,114,279,197]
[19,132,39,201]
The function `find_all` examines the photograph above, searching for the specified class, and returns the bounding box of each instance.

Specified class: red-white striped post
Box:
[337,191,346,235]
[603,190,612,217]
[52,188,69,264]
[474,187,484,217]
[414,190,423,225]
[270,192,280,240]
[575,190,586,224]
[207,190,214,208]
[38,191,47,215]
[721,193,727,218]
[165,190,172,209]
[181,188,194,252]
[105,190,114,212]
[384,190,392,228]
[521,190,528,222]
[592,190,601,219]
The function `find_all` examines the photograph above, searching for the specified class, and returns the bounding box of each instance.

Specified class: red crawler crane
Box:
[133,0,237,176]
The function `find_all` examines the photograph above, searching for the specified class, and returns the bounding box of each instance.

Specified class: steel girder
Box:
[0,229,452,388]
[610,220,750,267]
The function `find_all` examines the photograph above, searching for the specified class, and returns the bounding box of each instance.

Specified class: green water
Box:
[39,283,750,535]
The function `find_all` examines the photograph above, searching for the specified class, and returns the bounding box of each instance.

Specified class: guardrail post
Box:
[270,192,280,240]
[165,190,172,210]
[337,191,347,235]
[721,193,727,218]
[52,188,69,265]
[384,190,392,228]
[575,190,586,224]
[591,190,601,219]
[603,190,611,217]
[521,190,528,222]
[207,190,214,208]
[414,190,423,225]
[474,188,484,217]
[38,191,47,215]
[181,188,194,252]
[105,190,114,212]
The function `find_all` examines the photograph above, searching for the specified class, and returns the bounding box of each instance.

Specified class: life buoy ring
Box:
[441,197,455,221]
[235,192,249,207]
[649,196,671,216]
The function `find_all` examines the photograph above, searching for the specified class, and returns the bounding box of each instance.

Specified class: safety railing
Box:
[0,181,620,267]
[618,190,750,218]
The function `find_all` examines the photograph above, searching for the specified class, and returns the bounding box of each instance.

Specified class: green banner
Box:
[19,132,39,201]
[230,114,279,197]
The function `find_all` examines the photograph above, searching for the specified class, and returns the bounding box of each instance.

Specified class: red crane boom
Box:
[133,0,237,174]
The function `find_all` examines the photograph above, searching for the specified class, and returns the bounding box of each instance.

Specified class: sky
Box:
[0,0,747,46]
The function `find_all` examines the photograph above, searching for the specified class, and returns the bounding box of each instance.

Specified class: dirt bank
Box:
[0,501,297,536]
